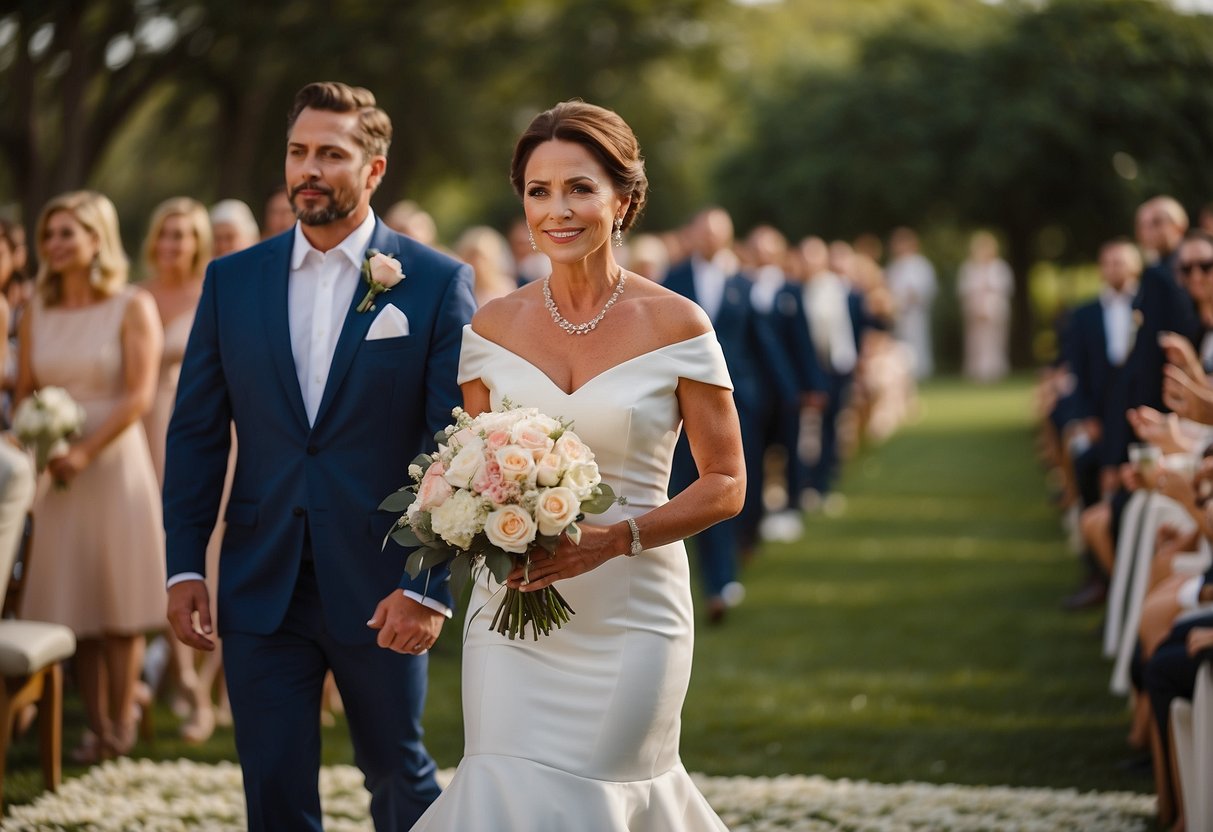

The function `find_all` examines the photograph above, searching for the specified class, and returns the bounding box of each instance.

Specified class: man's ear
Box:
[367,155,388,193]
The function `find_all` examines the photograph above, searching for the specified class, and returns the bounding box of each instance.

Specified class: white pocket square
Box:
[366,305,410,340]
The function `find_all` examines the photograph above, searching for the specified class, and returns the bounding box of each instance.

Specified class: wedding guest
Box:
[384,199,440,248]
[163,82,475,830]
[665,207,798,618]
[454,225,516,305]
[210,199,260,258]
[262,185,295,238]
[623,232,669,282]
[506,216,551,284]
[1200,201,1213,234]
[0,220,20,425]
[17,190,166,763]
[139,196,223,742]
[957,231,1014,383]
[886,226,938,379]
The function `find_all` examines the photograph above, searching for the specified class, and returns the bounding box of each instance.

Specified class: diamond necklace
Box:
[543,272,628,336]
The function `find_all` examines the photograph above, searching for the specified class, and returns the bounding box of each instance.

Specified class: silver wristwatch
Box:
[625,517,642,557]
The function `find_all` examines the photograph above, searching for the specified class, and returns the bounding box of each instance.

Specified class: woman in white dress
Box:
[411,102,743,830]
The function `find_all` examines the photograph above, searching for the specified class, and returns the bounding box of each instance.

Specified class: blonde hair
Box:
[143,196,213,281]
[35,190,129,306]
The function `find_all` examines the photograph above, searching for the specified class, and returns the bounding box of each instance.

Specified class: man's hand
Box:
[166,579,215,651]
[367,591,444,654]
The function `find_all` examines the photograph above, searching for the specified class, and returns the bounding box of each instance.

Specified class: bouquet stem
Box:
[490,585,575,641]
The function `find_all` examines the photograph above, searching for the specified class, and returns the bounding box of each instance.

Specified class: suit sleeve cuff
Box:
[166,572,205,590]
[403,590,452,619]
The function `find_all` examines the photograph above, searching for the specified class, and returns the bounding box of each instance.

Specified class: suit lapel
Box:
[261,235,310,432]
[312,219,392,428]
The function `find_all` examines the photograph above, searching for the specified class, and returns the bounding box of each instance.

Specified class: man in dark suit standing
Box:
[163,82,476,830]
[665,207,798,619]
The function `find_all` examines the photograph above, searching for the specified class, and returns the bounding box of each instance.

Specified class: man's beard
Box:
[290,182,358,226]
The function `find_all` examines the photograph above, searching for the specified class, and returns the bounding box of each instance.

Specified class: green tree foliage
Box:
[716,0,1213,364]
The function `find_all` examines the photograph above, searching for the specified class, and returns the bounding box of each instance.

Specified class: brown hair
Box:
[35,191,129,306]
[510,101,647,233]
[142,196,213,282]
[286,81,392,160]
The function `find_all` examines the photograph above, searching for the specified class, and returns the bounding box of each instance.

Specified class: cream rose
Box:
[535,452,563,487]
[495,444,536,483]
[560,461,602,500]
[554,431,593,465]
[416,462,453,510]
[444,437,486,489]
[484,504,537,554]
[511,417,557,460]
[368,251,405,288]
[535,487,579,536]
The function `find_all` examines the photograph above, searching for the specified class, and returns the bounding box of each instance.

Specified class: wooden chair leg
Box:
[38,663,62,793]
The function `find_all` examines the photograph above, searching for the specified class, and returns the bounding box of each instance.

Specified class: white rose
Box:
[368,251,405,288]
[535,487,579,536]
[554,431,593,465]
[429,489,486,550]
[560,461,601,500]
[484,504,537,554]
[495,444,537,483]
[510,417,558,459]
[443,437,486,490]
[535,452,563,487]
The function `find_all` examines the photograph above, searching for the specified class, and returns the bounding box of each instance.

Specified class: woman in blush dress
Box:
[411,102,742,831]
[17,191,165,763]
[957,230,1014,383]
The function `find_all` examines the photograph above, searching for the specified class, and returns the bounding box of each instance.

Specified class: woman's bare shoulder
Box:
[470,282,541,341]
[630,276,713,344]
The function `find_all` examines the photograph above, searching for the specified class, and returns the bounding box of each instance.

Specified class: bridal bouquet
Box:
[381,402,618,640]
[13,386,85,481]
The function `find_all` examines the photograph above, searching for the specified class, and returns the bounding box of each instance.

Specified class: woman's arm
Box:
[48,290,163,484]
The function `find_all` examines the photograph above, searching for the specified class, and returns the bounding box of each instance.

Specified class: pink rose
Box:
[368,252,405,288]
[511,418,557,460]
[416,462,453,510]
[554,431,592,465]
[486,430,510,451]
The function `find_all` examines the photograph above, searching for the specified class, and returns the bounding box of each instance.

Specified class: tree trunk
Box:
[1004,224,1035,369]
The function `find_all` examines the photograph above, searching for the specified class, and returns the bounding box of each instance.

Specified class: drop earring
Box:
[612,217,623,248]
[89,254,103,288]
[528,228,538,252]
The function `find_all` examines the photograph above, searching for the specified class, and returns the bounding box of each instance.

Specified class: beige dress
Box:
[143,311,193,483]
[22,287,167,637]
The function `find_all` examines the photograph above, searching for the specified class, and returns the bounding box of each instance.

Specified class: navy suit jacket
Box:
[1058,299,1116,428]
[1102,259,1199,465]
[163,219,476,644]
[663,259,799,412]
[771,283,829,395]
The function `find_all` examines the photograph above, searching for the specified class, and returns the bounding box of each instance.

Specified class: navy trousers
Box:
[223,560,442,831]
[1145,612,1213,758]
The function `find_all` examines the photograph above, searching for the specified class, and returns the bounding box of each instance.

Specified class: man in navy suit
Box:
[163,82,476,831]
[665,207,798,619]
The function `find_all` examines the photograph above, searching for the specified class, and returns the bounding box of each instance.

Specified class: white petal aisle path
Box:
[1,758,1155,831]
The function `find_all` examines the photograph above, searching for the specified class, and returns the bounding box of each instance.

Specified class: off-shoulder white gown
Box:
[411,325,732,831]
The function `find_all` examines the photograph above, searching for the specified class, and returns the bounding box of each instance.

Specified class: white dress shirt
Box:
[1100,286,1135,367]
[804,271,857,375]
[691,254,729,323]
[169,214,450,617]
[749,265,786,315]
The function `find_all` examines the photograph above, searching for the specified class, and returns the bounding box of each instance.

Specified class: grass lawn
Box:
[3,375,1147,808]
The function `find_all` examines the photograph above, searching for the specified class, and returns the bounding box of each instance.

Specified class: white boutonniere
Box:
[357,249,405,313]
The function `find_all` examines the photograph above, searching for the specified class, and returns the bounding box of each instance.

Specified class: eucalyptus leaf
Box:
[390,525,423,549]
[535,533,560,554]
[580,482,619,515]
[411,453,433,472]
[485,551,513,584]
[565,521,582,545]
[449,555,472,600]
[378,489,416,513]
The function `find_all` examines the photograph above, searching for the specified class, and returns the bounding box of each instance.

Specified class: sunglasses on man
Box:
[1179,260,1213,276]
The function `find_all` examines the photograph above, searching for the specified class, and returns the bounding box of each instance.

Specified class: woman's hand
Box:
[1163,364,1213,425]
[1155,468,1197,510]
[1127,406,1191,455]
[1160,331,1205,383]
[47,443,91,486]
[507,522,628,592]
[1187,626,1213,657]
